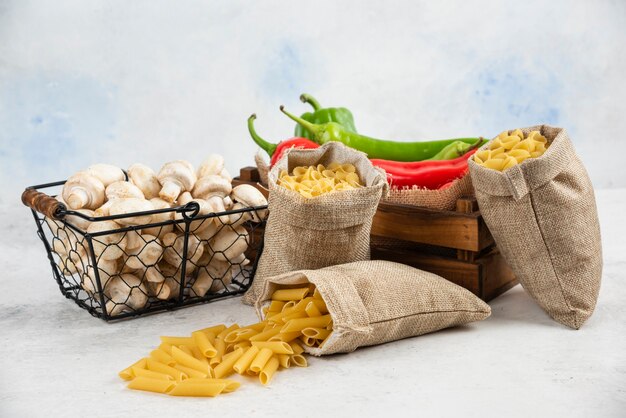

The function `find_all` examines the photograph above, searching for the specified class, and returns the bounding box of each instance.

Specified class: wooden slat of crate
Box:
[371,246,517,301]
[372,202,493,252]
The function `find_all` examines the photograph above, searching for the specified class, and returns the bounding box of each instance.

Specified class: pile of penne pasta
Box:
[119,285,332,397]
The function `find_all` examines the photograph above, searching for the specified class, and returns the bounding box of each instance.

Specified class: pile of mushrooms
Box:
[50,155,267,316]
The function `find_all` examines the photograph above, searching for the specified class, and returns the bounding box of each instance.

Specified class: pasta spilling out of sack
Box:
[473,129,549,171]
[277,162,363,198]
[119,285,331,396]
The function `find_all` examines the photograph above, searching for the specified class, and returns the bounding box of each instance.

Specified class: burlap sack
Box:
[255,260,491,355]
[242,142,388,305]
[468,125,602,329]
[384,172,474,211]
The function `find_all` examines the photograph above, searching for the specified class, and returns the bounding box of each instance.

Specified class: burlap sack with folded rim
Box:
[242,142,388,305]
[468,125,602,329]
[258,151,474,211]
[255,260,491,355]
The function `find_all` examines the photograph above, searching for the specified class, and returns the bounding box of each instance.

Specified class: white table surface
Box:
[1,189,624,418]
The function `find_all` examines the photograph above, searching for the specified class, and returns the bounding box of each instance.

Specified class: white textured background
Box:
[1,0,625,197]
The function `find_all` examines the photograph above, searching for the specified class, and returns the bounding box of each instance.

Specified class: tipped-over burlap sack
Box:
[242,142,388,305]
[468,125,602,329]
[255,260,491,355]
[384,172,474,211]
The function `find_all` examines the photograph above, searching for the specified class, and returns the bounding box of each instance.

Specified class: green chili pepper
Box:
[280,105,483,162]
[294,94,357,141]
[426,138,486,160]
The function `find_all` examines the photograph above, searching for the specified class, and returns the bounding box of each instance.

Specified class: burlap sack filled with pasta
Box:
[468,125,602,329]
[242,142,388,305]
[255,260,491,355]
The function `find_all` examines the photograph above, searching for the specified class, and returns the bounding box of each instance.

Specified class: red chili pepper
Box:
[380,149,477,189]
[248,114,319,166]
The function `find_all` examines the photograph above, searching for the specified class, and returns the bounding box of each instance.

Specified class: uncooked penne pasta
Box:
[268,331,302,343]
[174,364,208,379]
[281,315,332,333]
[195,324,227,336]
[146,358,187,381]
[150,349,175,366]
[271,287,310,301]
[233,341,251,351]
[277,354,291,368]
[268,300,285,312]
[289,341,304,355]
[178,344,194,357]
[191,346,209,365]
[131,367,174,381]
[185,378,241,393]
[260,357,280,385]
[168,380,227,397]
[217,324,240,340]
[171,346,209,374]
[249,327,281,342]
[249,348,273,373]
[233,346,260,375]
[302,327,331,340]
[290,354,308,367]
[305,301,322,317]
[251,341,294,355]
[158,342,174,355]
[119,358,147,381]
[192,331,217,358]
[213,347,244,379]
[128,376,175,394]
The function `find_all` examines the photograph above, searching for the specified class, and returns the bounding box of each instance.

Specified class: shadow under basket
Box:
[22,180,267,321]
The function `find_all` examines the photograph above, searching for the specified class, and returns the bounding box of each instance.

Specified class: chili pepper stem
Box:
[248,114,277,156]
[280,105,322,137]
[299,94,322,112]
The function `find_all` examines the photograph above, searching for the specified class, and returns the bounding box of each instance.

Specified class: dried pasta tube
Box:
[268,300,285,312]
[178,345,194,356]
[217,324,240,340]
[195,324,226,336]
[312,298,328,314]
[224,328,259,343]
[192,331,217,358]
[271,287,310,301]
[174,364,208,379]
[249,348,273,373]
[131,367,174,381]
[150,349,175,366]
[210,338,226,367]
[233,341,251,351]
[146,358,187,381]
[233,346,260,375]
[213,347,244,379]
[171,346,210,374]
[191,346,209,365]
[242,322,267,332]
[251,341,294,354]
[128,376,175,394]
[268,331,302,343]
[302,327,331,340]
[289,341,304,355]
[277,354,291,368]
[281,315,332,333]
[158,342,173,354]
[119,358,147,381]
[249,327,281,342]
[260,357,280,385]
[305,301,322,317]
[168,380,227,397]
[290,354,308,367]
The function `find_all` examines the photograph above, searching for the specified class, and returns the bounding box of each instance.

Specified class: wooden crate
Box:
[234,167,518,302]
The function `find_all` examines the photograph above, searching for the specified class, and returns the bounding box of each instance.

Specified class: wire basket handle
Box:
[21,188,66,219]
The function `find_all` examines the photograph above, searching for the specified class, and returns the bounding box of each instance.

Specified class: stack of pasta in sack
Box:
[119,285,331,396]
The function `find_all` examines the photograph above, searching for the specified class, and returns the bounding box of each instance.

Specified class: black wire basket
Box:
[22,180,267,321]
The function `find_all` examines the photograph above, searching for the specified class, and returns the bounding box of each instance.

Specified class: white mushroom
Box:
[86,220,127,261]
[197,154,225,179]
[193,219,221,242]
[145,265,166,283]
[148,262,181,300]
[128,163,161,200]
[86,164,125,187]
[157,160,197,203]
[64,209,94,232]
[108,198,154,226]
[62,172,106,210]
[124,234,163,270]
[104,274,148,316]
[230,184,268,222]
[94,200,114,217]
[191,260,232,297]
[192,175,232,224]
[174,192,215,234]
[208,226,249,263]
[226,202,249,228]
[162,232,204,273]
[219,168,232,182]
[105,181,145,200]
[82,258,120,296]
[143,198,175,238]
